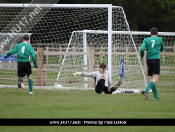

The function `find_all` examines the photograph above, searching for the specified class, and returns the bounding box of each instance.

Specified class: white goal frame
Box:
[55,30,147,89]
[0,4,113,77]
[0,4,150,92]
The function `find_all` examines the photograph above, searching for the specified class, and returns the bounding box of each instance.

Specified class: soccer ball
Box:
[54,84,63,88]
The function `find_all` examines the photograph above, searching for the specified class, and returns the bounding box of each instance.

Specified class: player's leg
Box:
[141,59,160,100]
[141,59,152,99]
[150,60,160,99]
[25,62,33,94]
[27,75,33,94]
[144,75,159,100]
[144,80,155,93]
[17,62,25,88]
[114,80,122,89]
[107,85,114,94]
[142,80,157,100]
[151,74,159,99]
[95,80,105,94]
[95,75,105,94]
[107,80,122,93]
[18,77,24,88]
[152,83,159,99]
[103,86,112,94]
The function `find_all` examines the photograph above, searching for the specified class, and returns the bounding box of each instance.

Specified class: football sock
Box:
[144,81,155,93]
[100,79,105,93]
[18,77,23,88]
[95,79,105,94]
[28,79,33,92]
[152,84,158,99]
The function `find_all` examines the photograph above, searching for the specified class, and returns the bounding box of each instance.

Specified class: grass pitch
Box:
[0,88,175,132]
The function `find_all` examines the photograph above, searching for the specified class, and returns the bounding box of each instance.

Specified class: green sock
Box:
[144,81,155,93]
[152,84,158,99]
[28,79,33,92]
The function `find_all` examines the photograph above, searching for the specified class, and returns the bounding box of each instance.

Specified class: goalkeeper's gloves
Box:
[34,63,38,68]
[73,72,82,76]
[3,54,8,58]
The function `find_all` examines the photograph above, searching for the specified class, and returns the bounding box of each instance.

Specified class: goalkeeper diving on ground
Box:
[73,63,122,94]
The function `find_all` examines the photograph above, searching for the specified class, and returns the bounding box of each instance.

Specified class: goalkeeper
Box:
[75,63,121,94]
[3,34,37,94]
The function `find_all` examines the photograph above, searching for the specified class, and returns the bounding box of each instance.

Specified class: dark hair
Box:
[23,34,29,41]
[150,27,158,35]
[99,63,106,69]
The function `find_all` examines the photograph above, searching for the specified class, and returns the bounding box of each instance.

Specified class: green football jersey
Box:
[140,36,164,59]
[6,42,37,64]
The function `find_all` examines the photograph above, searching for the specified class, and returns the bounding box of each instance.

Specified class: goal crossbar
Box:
[81,30,175,35]
[0,4,114,8]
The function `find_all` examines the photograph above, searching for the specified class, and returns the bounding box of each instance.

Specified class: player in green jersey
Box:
[3,34,38,94]
[140,27,164,100]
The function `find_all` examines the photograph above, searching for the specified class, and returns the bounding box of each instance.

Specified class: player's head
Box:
[150,27,158,36]
[23,34,29,42]
[99,63,106,73]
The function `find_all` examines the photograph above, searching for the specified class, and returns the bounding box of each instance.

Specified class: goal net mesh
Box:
[0,5,174,91]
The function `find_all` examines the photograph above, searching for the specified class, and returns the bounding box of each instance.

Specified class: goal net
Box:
[0,4,174,92]
[56,30,146,93]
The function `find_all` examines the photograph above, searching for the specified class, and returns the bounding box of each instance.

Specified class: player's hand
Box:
[3,54,8,58]
[34,63,38,68]
[140,57,144,65]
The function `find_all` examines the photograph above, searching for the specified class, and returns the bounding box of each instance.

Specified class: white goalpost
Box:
[55,30,147,93]
[0,4,175,92]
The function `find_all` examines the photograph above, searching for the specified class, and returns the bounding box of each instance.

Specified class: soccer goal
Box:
[0,4,174,92]
[55,30,146,92]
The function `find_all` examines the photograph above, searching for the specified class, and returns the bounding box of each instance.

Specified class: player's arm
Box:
[140,39,146,58]
[84,72,97,78]
[73,71,97,77]
[30,47,38,68]
[160,39,164,52]
[3,45,18,58]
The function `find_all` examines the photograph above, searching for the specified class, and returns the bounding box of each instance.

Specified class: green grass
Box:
[0,88,175,132]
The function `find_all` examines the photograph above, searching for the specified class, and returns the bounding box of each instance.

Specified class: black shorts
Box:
[17,62,32,77]
[146,59,160,76]
[95,79,112,94]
